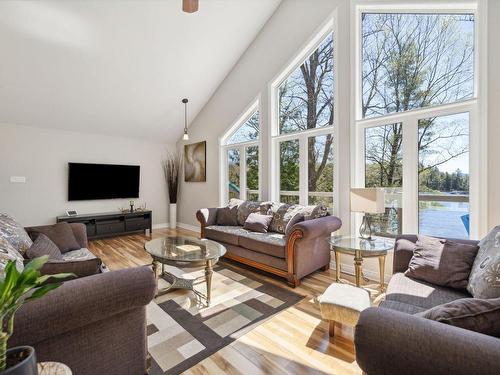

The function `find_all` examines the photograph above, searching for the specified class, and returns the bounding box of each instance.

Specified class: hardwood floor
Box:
[89,228,383,375]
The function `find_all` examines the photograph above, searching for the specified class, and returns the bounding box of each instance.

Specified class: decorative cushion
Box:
[418,297,500,337]
[302,204,329,220]
[269,203,304,234]
[26,234,63,260]
[236,200,264,226]
[216,206,239,226]
[0,213,33,254]
[28,222,81,253]
[467,226,500,298]
[243,213,273,233]
[0,237,24,277]
[405,235,478,289]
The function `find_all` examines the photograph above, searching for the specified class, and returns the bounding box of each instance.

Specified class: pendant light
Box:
[182,98,189,141]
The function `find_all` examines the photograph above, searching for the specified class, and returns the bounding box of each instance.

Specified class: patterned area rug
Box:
[147,261,303,375]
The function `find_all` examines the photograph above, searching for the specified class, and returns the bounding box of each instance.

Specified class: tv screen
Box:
[68,163,140,201]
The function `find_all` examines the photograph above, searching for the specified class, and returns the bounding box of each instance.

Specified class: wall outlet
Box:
[10,176,26,183]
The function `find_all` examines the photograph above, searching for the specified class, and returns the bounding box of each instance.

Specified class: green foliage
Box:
[0,256,73,370]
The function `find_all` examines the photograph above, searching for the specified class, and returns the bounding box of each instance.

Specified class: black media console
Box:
[56,210,152,240]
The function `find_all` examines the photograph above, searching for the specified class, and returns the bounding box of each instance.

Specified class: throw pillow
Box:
[26,233,64,260]
[0,213,33,254]
[236,200,263,226]
[28,222,81,253]
[302,204,329,220]
[243,213,273,233]
[405,235,479,289]
[467,226,500,298]
[0,237,24,277]
[216,206,239,226]
[418,297,500,338]
[268,203,305,234]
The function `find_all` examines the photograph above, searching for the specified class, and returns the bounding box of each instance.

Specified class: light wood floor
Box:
[89,228,384,375]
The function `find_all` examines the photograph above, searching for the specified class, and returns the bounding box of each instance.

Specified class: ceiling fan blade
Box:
[183,0,199,13]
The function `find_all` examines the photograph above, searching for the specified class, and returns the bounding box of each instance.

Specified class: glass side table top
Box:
[145,236,226,262]
[327,235,394,256]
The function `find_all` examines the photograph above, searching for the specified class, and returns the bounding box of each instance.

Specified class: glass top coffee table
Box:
[144,236,226,305]
[327,235,394,291]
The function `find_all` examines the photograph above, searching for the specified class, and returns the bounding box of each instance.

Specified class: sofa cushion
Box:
[216,206,238,226]
[0,237,24,276]
[204,225,247,246]
[467,225,500,299]
[405,235,479,289]
[243,213,273,233]
[28,222,81,253]
[380,300,426,315]
[418,297,500,338]
[386,273,470,310]
[26,233,63,260]
[0,213,33,254]
[238,231,286,258]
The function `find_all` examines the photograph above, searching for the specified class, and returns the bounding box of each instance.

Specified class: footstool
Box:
[318,283,371,337]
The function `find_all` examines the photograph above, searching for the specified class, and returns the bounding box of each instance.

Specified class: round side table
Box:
[327,235,393,291]
[37,362,72,375]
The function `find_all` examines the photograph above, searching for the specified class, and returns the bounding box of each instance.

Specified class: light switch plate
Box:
[10,176,26,183]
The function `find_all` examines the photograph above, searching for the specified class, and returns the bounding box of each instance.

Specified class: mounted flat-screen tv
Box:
[68,163,140,201]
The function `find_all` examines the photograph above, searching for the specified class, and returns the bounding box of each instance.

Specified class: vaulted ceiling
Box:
[0,0,281,142]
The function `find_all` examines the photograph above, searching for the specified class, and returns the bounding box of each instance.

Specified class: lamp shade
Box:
[350,188,385,214]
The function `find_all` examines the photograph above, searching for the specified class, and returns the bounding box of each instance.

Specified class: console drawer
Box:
[126,219,149,231]
[96,221,125,235]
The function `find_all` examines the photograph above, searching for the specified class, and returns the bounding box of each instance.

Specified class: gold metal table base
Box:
[334,252,386,292]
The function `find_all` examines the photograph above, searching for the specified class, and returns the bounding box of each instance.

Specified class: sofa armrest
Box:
[196,208,219,235]
[40,258,102,279]
[393,235,418,273]
[355,307,500,375]
[287,216,342,280]
[10,266,156,347]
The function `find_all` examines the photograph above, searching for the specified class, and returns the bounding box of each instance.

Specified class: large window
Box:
[221,106,260,202]
[273,31,335,210]
[356,9,477,239]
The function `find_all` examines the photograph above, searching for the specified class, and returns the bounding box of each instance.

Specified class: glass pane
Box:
[418,113,470,239]
[365,124,403,237]
[227,149,240,200]
[308,135,334,211]
[279,33,334,134]
[280,139,299,204]
[227,110,259,145]
[246,145,259,201]
[362,13,474,119]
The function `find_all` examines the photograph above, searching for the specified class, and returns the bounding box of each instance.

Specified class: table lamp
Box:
[350,188,385,240]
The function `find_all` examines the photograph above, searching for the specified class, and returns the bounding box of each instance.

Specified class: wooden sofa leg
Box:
[322,264,330,271]
[287,275,300,288]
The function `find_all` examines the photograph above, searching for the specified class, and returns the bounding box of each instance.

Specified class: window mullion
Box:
[402,117,419,234]
[240,146,247,200]
[299,135,308,206]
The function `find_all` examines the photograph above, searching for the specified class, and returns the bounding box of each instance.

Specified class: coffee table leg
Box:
[152,260,158,278]
[205,259,214,305]
[354,250,363,287]
[379,255,386,292]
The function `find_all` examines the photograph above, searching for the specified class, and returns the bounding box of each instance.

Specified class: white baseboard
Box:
[152,222,169,229]
[331,260,391,283]
[177,222,200,233]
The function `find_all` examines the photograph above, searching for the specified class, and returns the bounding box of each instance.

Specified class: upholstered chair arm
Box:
[196,208,219,237]
[10,266,156,347]
[286,216,342,281]
[392,234,418,274]
[355,307,500,375]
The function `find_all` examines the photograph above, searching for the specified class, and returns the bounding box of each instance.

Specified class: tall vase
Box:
[169,203,177,229]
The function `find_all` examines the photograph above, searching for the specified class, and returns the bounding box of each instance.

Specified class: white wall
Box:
[0,123,172,226]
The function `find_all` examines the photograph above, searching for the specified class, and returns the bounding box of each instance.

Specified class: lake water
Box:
[419,201,469,239]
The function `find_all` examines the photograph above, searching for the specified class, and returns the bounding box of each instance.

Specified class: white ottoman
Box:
[318,283,371,337]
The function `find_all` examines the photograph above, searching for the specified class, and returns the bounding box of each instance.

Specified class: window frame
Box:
[270,21,338,210]
[351,1,486,239]
[219,99,262,204]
